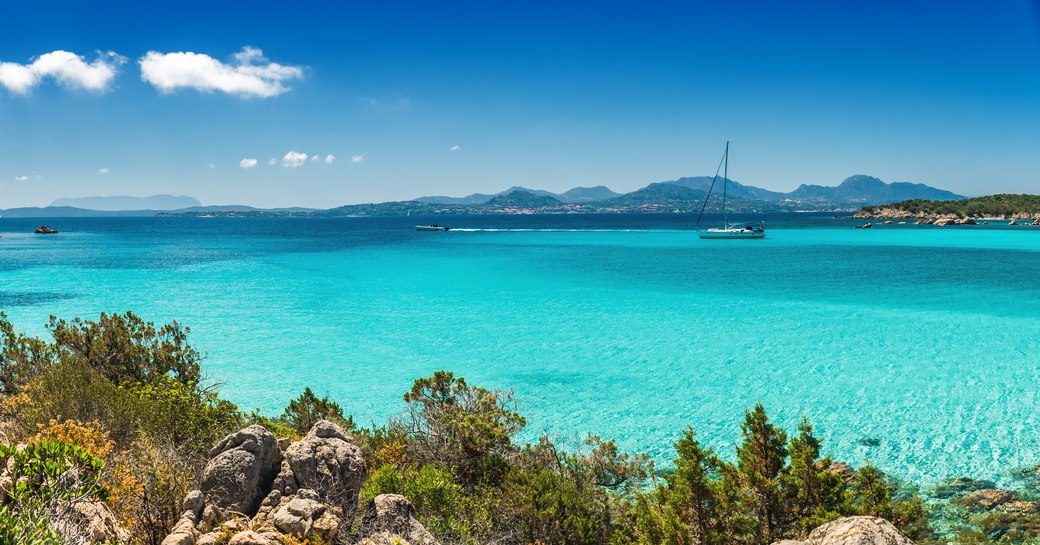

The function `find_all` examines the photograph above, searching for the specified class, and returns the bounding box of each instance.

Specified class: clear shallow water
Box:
[2,214,1039,485]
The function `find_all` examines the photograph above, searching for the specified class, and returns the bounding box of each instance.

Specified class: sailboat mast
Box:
[722,141,729,228]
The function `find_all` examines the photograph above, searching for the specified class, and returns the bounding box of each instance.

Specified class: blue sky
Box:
[1,0,1038,208]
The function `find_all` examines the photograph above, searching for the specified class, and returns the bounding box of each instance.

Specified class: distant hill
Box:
[558,186,620,203]
[0,204,317,218]
[485,190,562,208]
[416,186,560,205]
[662,176,787,201]
[787,175,965,203]
[857,194,1040,219]
[604,183,707,206]
[51,194,202,211]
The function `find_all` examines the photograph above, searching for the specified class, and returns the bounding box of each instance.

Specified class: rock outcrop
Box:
[55,500,130,545]
[201,425,281,516]
[358,494,440,545]
[163,420,433,545]
[774,516,914,545]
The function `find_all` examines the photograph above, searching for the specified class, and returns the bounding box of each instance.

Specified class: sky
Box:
[1,0,1038,208]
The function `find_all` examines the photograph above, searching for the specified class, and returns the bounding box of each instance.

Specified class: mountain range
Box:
[416,175,964,208]
[0,176,966,218]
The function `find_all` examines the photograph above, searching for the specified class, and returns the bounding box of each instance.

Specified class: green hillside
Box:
[860,193,1040,217]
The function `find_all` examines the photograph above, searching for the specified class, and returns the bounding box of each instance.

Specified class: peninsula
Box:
[855,194,1040,221]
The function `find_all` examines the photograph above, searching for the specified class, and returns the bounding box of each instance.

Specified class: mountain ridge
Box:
[414,175,964,208]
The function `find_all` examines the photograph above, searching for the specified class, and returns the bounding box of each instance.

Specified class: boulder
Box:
[957,218,976,225]
[201,425,281,516]
[227,530,277,545]
[56,500,130,545]
[270,489,340,542]
[161,491,205,545]
[934,218,956,226]
[34,225,58,234]
[281,420,367,518]
[804,516,914,545]
[1009,219,1018,225]
[359,494,440,545]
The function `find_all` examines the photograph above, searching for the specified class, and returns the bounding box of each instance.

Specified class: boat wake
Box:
[444,228,652,232]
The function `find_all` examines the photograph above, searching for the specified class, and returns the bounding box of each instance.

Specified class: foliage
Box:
[281,387,354,435]
[860,194,1040,218]
[397,370,526,488]
[47,311,202,386]
[0,440,109,545]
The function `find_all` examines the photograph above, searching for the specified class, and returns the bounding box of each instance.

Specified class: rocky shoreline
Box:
[852,207,1040,224]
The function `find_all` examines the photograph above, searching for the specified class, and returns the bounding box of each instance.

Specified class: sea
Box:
[2,213,1039,486]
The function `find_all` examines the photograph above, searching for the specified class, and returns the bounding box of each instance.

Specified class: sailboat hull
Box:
[698,229,766,239]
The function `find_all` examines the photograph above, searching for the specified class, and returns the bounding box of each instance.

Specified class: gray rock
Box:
[201,425,281,516]
[360,494,440,545]
[282,420,367,518]
[55,501,130,545]
[227,530,278,545]
[271,491,335,538]
[805,516,914,545]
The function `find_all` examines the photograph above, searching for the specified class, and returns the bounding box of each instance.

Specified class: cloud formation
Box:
[13,175,29,182]
[327,154,338,164]
[450,145,461,152]
[0,50,125,94]
[140,46,303,98]
[351,154,364,164]
[282,150,308,168]
[97,167,110,175]
[240,158,258,169]
[268,158,278,166]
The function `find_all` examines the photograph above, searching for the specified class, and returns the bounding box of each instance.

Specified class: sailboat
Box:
[697,141,766,239]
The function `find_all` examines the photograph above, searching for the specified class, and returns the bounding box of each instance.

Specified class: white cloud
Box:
[282,150,308,168]
[97,167,109,175]
[239,158,258,169]
[449,145,461,152]
[139,46,303,98]
[0,50,125,94]
[268,158,278,166]
[208,163,216,170]
[329,154,340,164]
[310,155,320,162]
[351,154,365,164]
[13,175,29,182]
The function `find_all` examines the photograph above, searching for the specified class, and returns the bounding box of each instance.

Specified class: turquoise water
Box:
[2,214,1039,485]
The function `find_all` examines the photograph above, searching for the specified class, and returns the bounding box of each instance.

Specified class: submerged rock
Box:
[962,489,1017,511]
[933,476,997,499]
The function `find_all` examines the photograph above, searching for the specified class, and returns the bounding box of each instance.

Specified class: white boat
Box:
[696,141,765,239]
[416,224,450,231]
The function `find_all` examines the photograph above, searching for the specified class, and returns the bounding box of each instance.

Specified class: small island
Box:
[856,194,1040,224]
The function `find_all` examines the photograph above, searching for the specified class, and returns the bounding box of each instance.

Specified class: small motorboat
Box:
[416,224,450,231]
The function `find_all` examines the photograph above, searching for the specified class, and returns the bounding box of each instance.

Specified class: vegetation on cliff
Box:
[0,312,1036,544]
[858,194,1040,219]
